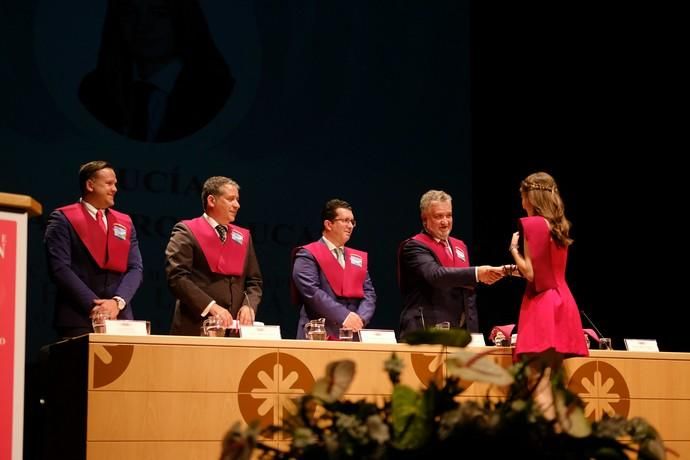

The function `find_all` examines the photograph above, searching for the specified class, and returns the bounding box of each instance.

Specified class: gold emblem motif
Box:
[238,352,315,433]
[568,361,630,420]
[92,344,134,388]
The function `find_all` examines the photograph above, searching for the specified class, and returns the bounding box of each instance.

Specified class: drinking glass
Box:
[493,330,508,346]
[92,311,110,334]
[339,327,354,341]
[599,337,613,350]
[202,316,226,337]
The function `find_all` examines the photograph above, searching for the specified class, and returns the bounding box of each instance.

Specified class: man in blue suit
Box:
[44,160,143,338]
[292,199,376,339]
[398,190,503,340]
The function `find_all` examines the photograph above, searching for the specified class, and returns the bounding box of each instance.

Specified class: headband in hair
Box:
[522,181,555,193]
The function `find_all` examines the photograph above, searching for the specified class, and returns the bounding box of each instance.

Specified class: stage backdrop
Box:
[3,3,683,459]
[1,0,473,354]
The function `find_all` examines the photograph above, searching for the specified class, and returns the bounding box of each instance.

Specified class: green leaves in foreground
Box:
[222,350,669,460]
[390,384,432,450]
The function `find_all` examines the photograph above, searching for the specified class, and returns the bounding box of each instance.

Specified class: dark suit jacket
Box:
[398,239,478,338]
[293,243,376,339]
[166,221,262,336]
[44,209,143,336]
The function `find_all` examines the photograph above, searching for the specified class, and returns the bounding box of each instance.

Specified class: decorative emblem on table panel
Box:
[568,361,630,420]
[92,344,134,388]
[238,352,315,429]
[410,353,445,387]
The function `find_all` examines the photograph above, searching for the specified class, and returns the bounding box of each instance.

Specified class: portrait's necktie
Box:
[129,80,156,141]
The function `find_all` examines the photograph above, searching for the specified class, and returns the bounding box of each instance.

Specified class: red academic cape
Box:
[292,241,368,302]
[183,217,249,276]
[411,232,470,268]
[59,203,132,272]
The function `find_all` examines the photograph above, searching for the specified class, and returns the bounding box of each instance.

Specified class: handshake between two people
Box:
[476,231,525,285]
[477,264,521,285]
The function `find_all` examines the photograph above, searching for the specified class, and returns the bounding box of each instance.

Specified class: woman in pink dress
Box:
[508,171,588,418]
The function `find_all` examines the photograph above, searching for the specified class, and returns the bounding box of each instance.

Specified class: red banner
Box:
[0,219,18,460]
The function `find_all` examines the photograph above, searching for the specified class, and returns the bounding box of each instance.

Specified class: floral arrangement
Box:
[221,330,668,460]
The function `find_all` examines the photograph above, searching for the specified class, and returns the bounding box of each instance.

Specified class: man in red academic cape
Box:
[44,160,143,338]
[166,176,262,335]
[292,199,376,339]
[398,190,503,340]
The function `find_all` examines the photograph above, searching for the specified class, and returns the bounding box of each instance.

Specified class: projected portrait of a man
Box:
[78,0,235,143]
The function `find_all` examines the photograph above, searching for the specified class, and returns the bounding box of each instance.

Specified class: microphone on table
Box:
[580,309,605,338]
[580,309,612,350]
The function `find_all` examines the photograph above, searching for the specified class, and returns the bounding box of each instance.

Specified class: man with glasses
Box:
[398,190,504,339]
[291,199,376,339]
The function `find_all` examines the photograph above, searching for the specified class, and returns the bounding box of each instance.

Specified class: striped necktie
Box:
[441,240,452,259]
[334,247,345,268]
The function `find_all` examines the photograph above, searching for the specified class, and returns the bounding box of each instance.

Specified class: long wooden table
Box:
[43,334,690,459]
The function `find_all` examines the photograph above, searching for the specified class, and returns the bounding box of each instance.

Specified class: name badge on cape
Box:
[231,229,244,244]
[113,223,127,240]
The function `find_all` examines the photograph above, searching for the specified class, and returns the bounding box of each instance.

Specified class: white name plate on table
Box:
[228,320,264,329]
[468,333,486,347]
[240,325,282,340]
[624,338,659,352]
[104,320,149,336]
[359,329,397,344]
